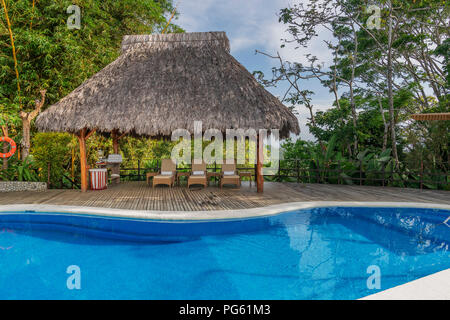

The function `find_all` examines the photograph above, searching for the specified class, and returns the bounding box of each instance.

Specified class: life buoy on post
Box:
[0,137,17,159]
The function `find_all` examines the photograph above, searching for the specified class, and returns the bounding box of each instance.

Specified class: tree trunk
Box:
[331,43,349,157]
[304,99,326,151]
[350,27,359,155]
[387,2,399,165]
[349,82,358,154]
[378,95,389,152]
[19,90,46,159]
[21,117,31,159]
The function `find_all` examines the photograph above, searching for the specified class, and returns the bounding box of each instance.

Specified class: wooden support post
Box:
[71,134,75,185]
[112,130,119,154]
[256,134,264,193]
[76,128,96,192]
[277,159,281,182]
[77,128,88,192]
[138,160,141,181]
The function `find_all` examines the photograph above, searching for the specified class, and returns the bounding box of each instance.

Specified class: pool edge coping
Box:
[0,201,449,220]
[360,268,450,300]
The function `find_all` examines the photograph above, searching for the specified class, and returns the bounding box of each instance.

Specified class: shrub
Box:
[31,132,72,187]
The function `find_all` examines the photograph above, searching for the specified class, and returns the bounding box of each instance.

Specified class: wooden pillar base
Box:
[77,128,96,192]
[77,129,88,192]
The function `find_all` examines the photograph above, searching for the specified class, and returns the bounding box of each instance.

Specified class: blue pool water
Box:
[0,207,449,300]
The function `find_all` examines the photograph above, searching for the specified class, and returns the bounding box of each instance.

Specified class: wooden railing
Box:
[46,158,448,190]
[117,159,449,190]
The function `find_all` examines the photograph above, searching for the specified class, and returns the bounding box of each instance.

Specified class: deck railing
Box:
[117,158,449,190]
[46,158,447,190]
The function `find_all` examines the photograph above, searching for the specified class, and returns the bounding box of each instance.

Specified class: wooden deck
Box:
[0,182,448,211]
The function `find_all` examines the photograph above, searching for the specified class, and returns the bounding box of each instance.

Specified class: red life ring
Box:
[0,137,17,158]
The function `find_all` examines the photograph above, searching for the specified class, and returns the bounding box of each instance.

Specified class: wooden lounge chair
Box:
[220,162,241,188]
[153,159,176,188]
[187,162,208,189]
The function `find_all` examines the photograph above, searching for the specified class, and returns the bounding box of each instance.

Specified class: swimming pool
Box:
[0,206,449,299]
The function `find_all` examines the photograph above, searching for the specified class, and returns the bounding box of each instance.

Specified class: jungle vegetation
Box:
[0,0,448,190]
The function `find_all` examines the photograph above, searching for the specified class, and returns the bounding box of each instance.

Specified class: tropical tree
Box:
[258,0,447,165]
[0,0,181,165]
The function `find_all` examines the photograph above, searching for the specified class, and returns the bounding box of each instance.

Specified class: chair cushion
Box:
[189,175,206,179]
[223,171,235,176]
[155,175,173,180]
[192,171,204,175]
[222,175,240,179]
[161,171,173,176]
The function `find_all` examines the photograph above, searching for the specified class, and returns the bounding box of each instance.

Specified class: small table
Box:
[176,172,190,186]
[146,172,158,186]
[239,171,254,187]
[207,172,221,186]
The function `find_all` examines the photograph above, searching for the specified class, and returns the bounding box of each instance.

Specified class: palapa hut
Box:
[36,32,300,192]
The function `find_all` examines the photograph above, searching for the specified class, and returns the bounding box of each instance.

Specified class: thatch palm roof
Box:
[411,113,450,121]
[36,32,300,138]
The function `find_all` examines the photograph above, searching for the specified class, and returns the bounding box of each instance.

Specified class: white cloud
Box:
[177,0,333,64]
[176,0,336,141]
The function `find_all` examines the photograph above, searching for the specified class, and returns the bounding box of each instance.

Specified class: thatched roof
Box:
[36,32,300,138]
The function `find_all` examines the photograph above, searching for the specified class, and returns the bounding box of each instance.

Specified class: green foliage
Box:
[31,132,72,187]
[281,139,314,161]
[280,137,447,190]
[120,137,175,172]
[434,38,450,87]
[1,0,180,117]
[0,0,446,192]
[0,156,39,182]
[261,0,448,169]
[0,0,181,185]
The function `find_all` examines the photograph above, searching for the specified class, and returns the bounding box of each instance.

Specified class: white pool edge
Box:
[360,268,450,300]
[0,201,449,221]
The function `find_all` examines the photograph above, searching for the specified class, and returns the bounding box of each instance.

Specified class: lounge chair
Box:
[219,162,241,188]
[187,161,208,189]
[153,159,176,188]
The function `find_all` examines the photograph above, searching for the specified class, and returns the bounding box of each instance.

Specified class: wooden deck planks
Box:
[0,182,448,211]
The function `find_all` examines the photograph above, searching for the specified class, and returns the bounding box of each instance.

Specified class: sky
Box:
[175,0,336,141]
